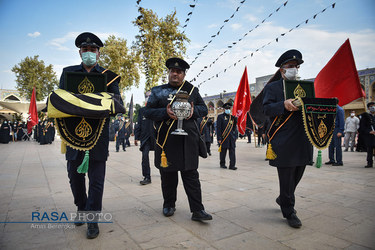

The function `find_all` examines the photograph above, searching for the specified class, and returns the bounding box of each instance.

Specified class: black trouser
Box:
[220,147,236,168]
[159,169,204,212]
[258,134,265,145]
[141,140,151,179]
[67,159,106,212]
[205,142,211,154]
[116,137,125,151]
[366,146,375,166]
[277,165,306,218]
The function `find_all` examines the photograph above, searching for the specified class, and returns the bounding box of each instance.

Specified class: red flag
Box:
[232,67,252,134]
[315,39,364,106]
[27,87,38,134]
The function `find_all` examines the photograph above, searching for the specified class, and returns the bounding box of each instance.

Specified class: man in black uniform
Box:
[134,91,155,185]
[144,57,212,221]
[197,116,214,156]
[217,102,238,170]
[114,114,127,152]
[59,32,122,239]
[263,49,312,228]
[359,102,375,168]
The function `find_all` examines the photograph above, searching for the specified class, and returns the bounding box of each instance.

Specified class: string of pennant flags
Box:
[190,0,247,66]
[182,0,197,32]
[191,1,289,82]
[136,0,198,33]
[193,2,337,88]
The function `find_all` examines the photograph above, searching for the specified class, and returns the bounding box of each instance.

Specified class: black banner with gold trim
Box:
[55,117,106,151]
[48,70,124,151]
[299,97,337,149]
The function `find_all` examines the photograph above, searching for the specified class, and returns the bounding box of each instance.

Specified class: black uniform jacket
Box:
[263,79,312,168]
[134,107,155,151]
[144,81,208,171]
[59,63,122,162]
[197,117,213,143]
[216,113,238,149]
[358,112,375,147]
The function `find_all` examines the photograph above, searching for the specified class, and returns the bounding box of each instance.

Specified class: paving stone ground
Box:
[0,137,374,250]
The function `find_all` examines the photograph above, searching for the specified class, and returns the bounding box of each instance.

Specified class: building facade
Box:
[0,89,26,121]
[203,67,375,121]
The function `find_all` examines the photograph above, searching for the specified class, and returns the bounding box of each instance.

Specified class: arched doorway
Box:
[3,95,21,102]
[216,100,224,109]
[207,101,215,117]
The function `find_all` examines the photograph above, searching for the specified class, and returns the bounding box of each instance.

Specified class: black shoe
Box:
[86,223,99,239]
[191,210,212,221]
[163,207,176,217]
[229,166,237,170]
[220,165,227,169]
[276,197,296,214]
[74,212,85,226]
[140,177,151,185]
[123,149,126,151]
[208,152,211,156]
[325,161,334,165]
[116,150,119,152]
[365,165,373,168]
[276,197,281,206]
[344,149,348,152]
[286,213,302,228]
[332,162,343,166]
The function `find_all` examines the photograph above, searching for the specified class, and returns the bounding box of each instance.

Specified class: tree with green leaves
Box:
[98,35,141,92]
[11,55,58,101]
[133,8,190,91]
[133,103,142,123]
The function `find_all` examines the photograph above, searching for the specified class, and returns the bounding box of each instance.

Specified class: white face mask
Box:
[283,68,298,80]
[350,113,355,117]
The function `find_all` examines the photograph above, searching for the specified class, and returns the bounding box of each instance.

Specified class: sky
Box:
[0,0,374,105]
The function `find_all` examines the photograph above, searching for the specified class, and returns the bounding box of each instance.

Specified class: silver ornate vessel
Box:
[171,91,191,136]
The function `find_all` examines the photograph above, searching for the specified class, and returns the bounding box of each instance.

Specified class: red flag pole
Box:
[27,87,39,134]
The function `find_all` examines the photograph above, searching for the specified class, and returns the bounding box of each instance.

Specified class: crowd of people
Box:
[0,119,56,145]
[0,120,29,143]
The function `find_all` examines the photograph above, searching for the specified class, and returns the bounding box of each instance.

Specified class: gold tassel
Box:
[160,150,168,168]
[61,141,66,154]
[266,143,277,160]
[218,144,222,152]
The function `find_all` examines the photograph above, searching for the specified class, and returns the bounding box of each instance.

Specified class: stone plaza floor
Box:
[0,137,374,249]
